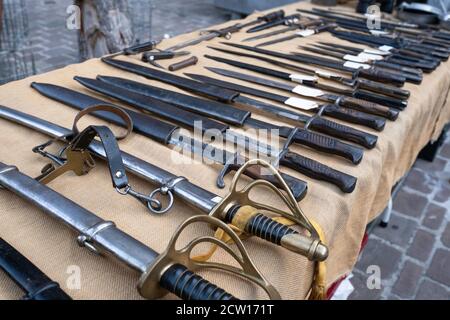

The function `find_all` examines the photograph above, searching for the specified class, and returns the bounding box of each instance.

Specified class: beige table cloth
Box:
[0,1,449,300]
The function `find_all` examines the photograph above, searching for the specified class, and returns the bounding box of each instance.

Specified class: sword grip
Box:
[357,68,406,87]
[307,117,378,149]
[280,152,357,193]
[356,78,410,100]
[338,96,399,121]
[321,105,386,131]
[159,263,237,300]
[354,89,408,110]
[293,128,364,164]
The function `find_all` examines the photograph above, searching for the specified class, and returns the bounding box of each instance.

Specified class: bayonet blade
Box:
[243,25,299,42]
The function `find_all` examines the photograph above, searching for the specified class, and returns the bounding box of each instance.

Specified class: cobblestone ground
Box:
[349,134,450,300]
[1,0,450,300]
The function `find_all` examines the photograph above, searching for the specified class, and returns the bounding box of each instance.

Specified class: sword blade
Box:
[243,25,298,42]
[256,34,298,47]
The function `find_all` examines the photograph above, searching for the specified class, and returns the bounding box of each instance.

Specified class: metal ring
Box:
[147,188,174,214]
[115,185,131,195]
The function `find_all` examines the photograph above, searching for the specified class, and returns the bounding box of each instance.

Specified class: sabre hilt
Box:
[138,215,281,300]
[211,159,329,261]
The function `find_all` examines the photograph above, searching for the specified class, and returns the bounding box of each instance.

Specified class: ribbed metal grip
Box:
[159,264,237,300]
[245,213,297,245]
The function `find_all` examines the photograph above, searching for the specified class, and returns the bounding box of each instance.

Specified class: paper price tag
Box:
[289,74,318,83]
[358,52,383,61]
[364,48,390,56]
[292,84,324,97]
[284,97,318,110]
[378,45,394,52]
[296,29,315,37]
[343,54,368,63]
[343,61,371,70]
[315,70,340,79]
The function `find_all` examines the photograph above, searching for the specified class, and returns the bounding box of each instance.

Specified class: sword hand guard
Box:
[211,159,328,261]
[138,215,281,300]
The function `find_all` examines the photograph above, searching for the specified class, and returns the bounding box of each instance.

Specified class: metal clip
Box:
[77,221,116,255]
[115,176,186,215]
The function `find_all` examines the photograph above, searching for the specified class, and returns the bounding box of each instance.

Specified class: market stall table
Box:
[0,1,449,299]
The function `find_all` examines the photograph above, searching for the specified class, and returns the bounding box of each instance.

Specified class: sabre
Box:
[207,46,410,105]
[0,105,328,261]
[0,161,280,300]
[163,10,285,52]
[204,54,399,120]
[72,76,358,193]
[220,42,406,87]
[30,82,307,200]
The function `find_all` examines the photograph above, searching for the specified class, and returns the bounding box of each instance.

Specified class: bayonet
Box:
[30,82,307,199]
[293,44,428,75]
[207,46,410,103]
[186,71,385,132]
[97,74,377,149]
[73,76,359,193]
[204,54,399,120]
[141,50,190,69]
[255,23,336,48]
[220,42,406,87]
[243,19,324,42]
[163,10,285,52]
[246,14,301,33]
[0,105,328,263]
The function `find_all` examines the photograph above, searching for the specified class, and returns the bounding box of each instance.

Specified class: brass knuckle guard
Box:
[137,215,280,300]
[209,159,324,260]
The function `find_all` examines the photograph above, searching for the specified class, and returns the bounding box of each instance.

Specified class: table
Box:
[0,1,449,299]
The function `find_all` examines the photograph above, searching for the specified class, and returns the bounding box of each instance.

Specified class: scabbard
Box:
[31,82,179,144]
[0,237,71,300]
[102,58,239,102]
[73,77,229,133]
[354,89,407,110]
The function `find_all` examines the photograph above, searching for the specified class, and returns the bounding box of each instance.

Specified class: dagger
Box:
[163,10,285,52]
[204,54,399,121]
[255,23,336,48]
[0,105,327,263]
[207,46,410,104]
[30,82,309,198]
[220,42,406,87]
[246,14,301,33]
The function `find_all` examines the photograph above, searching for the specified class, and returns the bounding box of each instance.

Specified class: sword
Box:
[0,237,71,300]
[30,82,307,200]
[220,42,406,87]
[0,105,327,262]
[204,55,399,121]
[163,10,285,52]
[207,46,410,104]
[0,161,280,300]
[72,77,358,193]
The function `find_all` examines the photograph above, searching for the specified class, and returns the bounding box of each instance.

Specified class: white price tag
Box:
[284,97,318,110]
[358,52,383,61]
[315,70,340,79]
[369,29,389,36]
[364,48,390,56]
[296,29,315,37]
[291,84,324,97]
[378,45,394,52]
[289,74,318,83]
[343,54,368,63]
[343,61,371,70]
